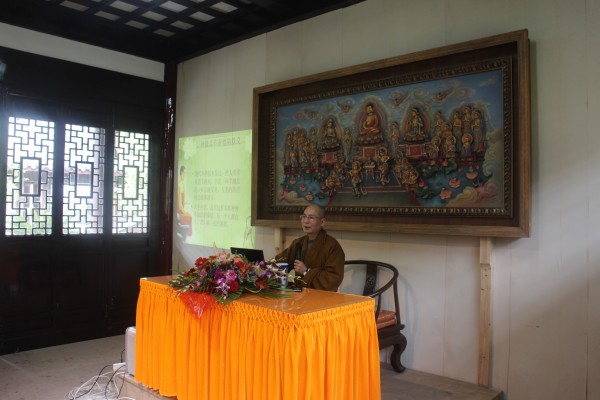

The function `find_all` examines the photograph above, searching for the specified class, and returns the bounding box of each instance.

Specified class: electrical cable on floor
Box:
[104,364,126,400]
[65,364,110,400]
[64,362,134,400]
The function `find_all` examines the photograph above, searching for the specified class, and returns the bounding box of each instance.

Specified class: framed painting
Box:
[252,30,530,237]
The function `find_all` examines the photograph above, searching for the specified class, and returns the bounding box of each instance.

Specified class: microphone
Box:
[292,242,302,272]
[294,242,302,260]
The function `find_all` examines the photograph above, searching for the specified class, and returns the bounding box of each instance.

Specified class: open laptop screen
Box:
[230,247,265,263]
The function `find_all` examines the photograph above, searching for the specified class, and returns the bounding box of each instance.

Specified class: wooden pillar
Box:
[274,227,285,252]
[159,62,177,275]
[478,237,492,387]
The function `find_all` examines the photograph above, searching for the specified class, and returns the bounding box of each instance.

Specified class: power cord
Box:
[104,364,127,400]
[65,364,110,400]
[64,360,133,400]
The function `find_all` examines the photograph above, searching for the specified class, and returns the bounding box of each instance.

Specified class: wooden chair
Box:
[343,260,407,372]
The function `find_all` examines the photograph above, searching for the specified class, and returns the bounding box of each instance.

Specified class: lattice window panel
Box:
[62,124,105,235]
[4,117,54,236]
[113,131,149,234]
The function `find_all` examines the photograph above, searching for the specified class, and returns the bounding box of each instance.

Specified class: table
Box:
[135,276,381,400]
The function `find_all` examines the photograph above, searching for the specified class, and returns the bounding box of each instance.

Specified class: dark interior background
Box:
[0,46,164,354]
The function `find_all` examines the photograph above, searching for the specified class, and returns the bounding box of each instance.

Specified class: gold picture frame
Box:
[252,30,530,237]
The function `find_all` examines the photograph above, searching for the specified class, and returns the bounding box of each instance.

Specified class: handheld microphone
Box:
[294,242,302,260]
[292,242,302,272]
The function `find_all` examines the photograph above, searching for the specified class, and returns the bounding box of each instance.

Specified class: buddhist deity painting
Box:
[273,65,507,215]
[253,30,530,237]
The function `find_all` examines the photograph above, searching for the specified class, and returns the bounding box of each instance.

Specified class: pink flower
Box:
[225,269,237,282]
[466,170,478,180]
[449,178,461,189]
[440,187,452,200]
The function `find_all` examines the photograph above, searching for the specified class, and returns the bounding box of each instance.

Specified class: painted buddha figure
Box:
[357,102,384,145]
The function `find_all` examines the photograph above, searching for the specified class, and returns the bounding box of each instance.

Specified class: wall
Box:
[174,1,600,399]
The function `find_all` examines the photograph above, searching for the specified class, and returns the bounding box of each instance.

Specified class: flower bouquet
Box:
[168,252,299,317]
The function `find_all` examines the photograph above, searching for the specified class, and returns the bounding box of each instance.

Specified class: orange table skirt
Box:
[135,277,381,400]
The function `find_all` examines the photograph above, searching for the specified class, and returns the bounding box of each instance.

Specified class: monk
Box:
[275,204,345,291]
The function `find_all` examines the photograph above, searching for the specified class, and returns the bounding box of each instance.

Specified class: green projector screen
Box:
[176,130,254,253]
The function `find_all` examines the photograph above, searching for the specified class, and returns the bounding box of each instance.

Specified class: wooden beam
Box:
[478,237,493,387]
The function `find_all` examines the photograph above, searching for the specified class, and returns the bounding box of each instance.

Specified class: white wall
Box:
[0,22,164,81]
[174,1,600,399]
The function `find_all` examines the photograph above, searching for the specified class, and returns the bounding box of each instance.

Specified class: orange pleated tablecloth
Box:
[135,276,381,400]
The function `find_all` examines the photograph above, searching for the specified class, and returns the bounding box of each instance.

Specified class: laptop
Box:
[230,247,265,263]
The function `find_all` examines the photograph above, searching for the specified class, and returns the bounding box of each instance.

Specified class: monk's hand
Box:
[294,260,308,275]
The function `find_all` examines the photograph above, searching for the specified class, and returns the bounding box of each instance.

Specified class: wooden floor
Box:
[123,363,504,400]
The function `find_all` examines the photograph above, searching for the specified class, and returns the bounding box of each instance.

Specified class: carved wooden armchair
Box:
[343,260,407,372]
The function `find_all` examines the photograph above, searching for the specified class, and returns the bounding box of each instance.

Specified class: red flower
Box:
[229,281,240,293]
[256,281,268,290]
[233,257,246,268]
[195,257,206,267]
[237,263,252,275]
